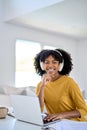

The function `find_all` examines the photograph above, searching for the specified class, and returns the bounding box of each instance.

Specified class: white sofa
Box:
[0,85,36,108]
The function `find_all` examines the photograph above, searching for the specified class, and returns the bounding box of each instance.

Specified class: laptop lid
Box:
[10,95,44,125]
[10,95,60,127]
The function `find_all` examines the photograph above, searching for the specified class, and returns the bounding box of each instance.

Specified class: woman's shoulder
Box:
[64,76,80,92]
[64,75,75,81]
[62,75,74,81]
[63,75,78,85]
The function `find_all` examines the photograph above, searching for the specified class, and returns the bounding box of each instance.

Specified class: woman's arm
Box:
[37,74,52,112]
[44,110,81,121]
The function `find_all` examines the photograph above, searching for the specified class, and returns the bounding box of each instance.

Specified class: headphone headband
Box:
[53,50,62,57]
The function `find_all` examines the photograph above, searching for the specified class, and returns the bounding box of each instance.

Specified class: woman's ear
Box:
[59,62,64,72]
[40,62,44,70]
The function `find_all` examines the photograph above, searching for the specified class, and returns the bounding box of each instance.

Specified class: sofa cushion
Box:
[0,85,24,95]
[0,85,36,96]
[21,87,36,96]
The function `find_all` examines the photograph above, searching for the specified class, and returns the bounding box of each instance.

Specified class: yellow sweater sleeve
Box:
[35,82,42,96]
[69,78,87,121]
[35,82,45,112]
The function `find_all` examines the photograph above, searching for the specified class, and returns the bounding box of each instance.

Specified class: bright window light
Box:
[15,40,41,87]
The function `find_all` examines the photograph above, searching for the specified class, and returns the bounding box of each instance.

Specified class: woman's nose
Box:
[48,63,53,68]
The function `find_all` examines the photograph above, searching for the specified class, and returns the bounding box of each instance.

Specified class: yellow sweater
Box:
[36,75,87,121]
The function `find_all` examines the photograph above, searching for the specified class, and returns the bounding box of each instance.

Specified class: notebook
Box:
[10,95,60,127]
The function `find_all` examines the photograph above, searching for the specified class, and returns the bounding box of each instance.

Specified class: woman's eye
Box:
[53,61,58,64]
[44,62,49,64]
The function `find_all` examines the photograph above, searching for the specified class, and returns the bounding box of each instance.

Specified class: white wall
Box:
[76,40,87,91]
[0,22,80,88]
[0,0,3,21]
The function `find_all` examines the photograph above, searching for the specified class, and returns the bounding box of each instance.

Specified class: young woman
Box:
[34,49,87,122]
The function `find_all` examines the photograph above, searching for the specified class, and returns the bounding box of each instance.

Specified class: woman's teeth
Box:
[48,69,54,72]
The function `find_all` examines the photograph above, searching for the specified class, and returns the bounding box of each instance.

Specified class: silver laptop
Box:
[10,95,60,127]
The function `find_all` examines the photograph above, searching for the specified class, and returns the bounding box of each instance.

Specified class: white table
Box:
[0,116,42,130]
[0,116,87,130]
[0,116,16,130]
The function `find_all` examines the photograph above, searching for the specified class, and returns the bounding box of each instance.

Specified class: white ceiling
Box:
[6,0,87,40]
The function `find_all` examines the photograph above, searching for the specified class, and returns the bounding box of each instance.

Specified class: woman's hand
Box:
[43,113,62,122]
[41,74,52,86]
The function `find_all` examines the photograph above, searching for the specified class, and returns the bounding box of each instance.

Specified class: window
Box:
[15,40,41,87]
[15,39,56,87]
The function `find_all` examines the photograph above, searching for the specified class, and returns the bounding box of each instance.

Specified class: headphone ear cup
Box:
[40,62,44,70]
[59,62,64,72]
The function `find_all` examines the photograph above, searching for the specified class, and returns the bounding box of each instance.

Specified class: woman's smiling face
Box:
[43,55,60,75]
